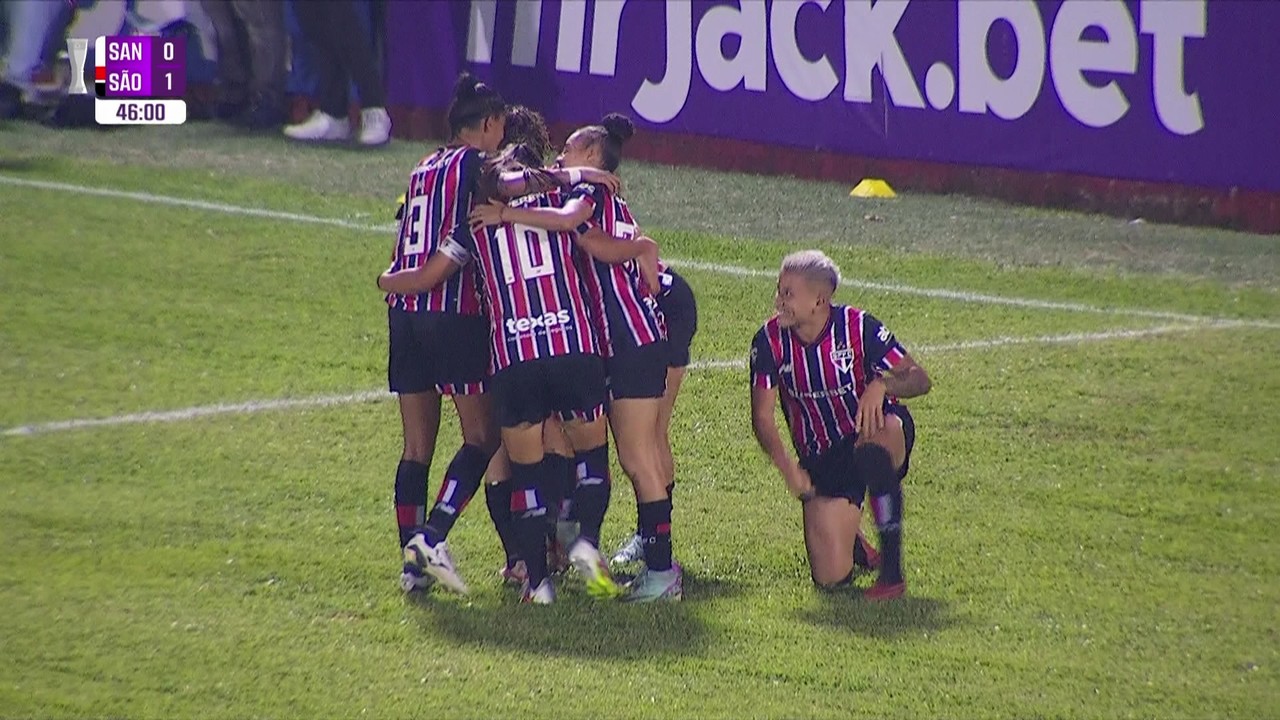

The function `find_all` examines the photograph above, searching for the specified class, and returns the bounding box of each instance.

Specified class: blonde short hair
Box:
[780,250,841,294]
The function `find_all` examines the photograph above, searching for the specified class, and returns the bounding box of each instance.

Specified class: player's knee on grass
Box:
[813,569,854,592]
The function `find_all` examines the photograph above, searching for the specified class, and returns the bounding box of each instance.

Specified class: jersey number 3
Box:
[402,194,432,257]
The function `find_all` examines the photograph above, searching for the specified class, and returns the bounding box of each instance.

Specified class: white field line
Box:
[0,323,1230,437]
[683,322,1227,370]
[0,175,400,234]
[2,174,1276,330]
[1,391,388,437]
[668,260,1280,329]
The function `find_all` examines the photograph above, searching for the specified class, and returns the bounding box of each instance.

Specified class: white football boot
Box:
[403,534,469,595]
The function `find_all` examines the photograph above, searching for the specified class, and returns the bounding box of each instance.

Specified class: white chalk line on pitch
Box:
[2,174,1277,331]
[0,322,1232,437]
[0,175,399,234]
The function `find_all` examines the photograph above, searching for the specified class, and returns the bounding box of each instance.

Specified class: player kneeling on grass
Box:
[749,250,931,600]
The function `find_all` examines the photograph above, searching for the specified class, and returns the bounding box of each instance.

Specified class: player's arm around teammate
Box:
[381,218,656,297]
[384,73,508,596]
[475,113,681,599]
[750,250,930,601]
[381,143,657,602]
[493,165,621,200]
[470,197,660,296]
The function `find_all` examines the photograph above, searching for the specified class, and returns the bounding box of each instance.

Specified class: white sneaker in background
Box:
[283,110,350,142]
[358,107,392,146]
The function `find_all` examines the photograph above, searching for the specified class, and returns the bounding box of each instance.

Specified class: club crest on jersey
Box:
[830,346,856,373]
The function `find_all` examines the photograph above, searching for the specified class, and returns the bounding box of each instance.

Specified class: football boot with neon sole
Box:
[567,537,622,599]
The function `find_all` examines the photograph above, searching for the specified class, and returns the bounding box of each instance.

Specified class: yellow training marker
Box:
[849,178,897,198]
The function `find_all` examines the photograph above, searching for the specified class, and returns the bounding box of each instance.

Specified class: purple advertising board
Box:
[385,0,1280,192]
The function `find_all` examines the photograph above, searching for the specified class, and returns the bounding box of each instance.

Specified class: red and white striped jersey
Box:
[750,306,909,459]
[385,145,485,316]
[571,184,665,356]
[444,187,599,372]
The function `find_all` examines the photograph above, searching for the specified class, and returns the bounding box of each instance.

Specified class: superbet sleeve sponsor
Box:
[750,326,779,389]
[861,313,908,375]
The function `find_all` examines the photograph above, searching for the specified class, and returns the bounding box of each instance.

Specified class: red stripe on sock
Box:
[655,522,671,535]
[511,488,537,512]
[396,505,419,528]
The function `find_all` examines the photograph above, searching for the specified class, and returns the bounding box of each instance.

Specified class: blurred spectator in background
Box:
[199,0,285,130]
[284,0,390,146]
[0,0,76,120]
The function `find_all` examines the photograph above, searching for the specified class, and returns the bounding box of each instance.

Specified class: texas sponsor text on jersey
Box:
[445,187,599,371]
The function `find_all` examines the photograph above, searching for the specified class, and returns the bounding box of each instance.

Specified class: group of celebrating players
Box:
[375,73,931,604]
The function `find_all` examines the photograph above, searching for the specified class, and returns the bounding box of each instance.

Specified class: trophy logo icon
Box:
[67,38,89,95]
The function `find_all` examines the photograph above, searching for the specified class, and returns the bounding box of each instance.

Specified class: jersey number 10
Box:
[495,224,555,285]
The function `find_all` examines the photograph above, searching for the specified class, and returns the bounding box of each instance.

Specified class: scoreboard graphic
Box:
[68,36,188,125]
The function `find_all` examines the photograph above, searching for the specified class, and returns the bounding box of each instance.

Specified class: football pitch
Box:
[1,123,1277,719]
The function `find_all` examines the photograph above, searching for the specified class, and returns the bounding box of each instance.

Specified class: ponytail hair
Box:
[578,112,635,172]
[447,72,506,137]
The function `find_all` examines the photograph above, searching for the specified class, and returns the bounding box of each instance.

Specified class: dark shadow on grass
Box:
[0,155,55,172]
[408,569,744,660]
[610,568,747,602]
[794,591,957,639]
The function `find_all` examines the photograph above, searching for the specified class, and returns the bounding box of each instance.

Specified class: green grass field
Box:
[1,122,1278,719]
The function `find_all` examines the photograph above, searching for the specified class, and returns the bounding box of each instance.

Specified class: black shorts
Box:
[606,340,669,400]
[799,404,916,506]
[387,307,489,396]
[657,269,697,368]
[488,354,607,429]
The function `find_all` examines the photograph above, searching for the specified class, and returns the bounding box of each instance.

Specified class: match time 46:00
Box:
[95,99,186,126]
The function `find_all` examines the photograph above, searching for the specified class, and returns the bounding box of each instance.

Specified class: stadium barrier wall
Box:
[381,0,1279,232]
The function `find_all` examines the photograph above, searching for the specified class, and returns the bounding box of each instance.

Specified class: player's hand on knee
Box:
[856,378,887,435]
